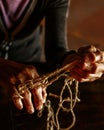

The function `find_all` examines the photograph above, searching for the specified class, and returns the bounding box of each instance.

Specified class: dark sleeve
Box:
[45,0,69,68]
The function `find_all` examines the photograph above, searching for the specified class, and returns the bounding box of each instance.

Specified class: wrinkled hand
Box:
[0,59,47,114]
[63,45,104,82]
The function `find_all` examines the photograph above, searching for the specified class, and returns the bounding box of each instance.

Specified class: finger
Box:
[9,76,23,109]
[84,51,104,63]
[71,71,102,82]
[17,66,39,83]
[91,63,104,73]
[17,70,33,83]
[88,72,103,79]
[80,60,104,73]
[71,71,83,82]
[11,86,23,110]
[71,67,89,79]
[78,45,97,53]
[79,46,104,63]
[22,89,34,114]
[80,72,103,82]
[32,87,44,110]
[42,88,47,103]
[79,60,97,73]
[93,50,104,62]
[23,66,39,78]
[12,96,23,110]
[17,73,26,83]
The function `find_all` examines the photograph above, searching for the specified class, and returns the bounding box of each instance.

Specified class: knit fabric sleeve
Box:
[45,0,70,68]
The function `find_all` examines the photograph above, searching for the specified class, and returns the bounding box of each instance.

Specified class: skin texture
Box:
[1,1,103,114]
[0,59,47,114]
[63,45,104,82]
[0,45,104,114]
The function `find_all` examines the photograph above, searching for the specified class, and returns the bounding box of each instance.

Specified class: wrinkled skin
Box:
[0,45,104,114]
[63,45,104,82]
[0,59,47,114]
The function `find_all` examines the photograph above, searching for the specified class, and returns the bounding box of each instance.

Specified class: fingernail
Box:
[27,107,34,114]
[14,99,23,110]
[18,104,23,110]
[36,105,43,110]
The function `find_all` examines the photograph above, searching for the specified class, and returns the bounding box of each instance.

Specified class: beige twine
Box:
[37,75,80,130]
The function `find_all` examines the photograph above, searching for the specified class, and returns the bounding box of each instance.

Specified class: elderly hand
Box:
[63,45,104,82]
[0,58,47,114]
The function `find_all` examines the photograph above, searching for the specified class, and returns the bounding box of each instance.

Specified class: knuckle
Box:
[26,90,32,96]
[24,65,39,78]
[23,90,32,98]
[25,65,35,71]
[9,76,16,84]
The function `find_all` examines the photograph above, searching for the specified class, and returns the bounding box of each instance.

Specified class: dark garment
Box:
[0,0,69,67]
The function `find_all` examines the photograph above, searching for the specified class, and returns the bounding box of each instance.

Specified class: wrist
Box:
[61,50,77,66]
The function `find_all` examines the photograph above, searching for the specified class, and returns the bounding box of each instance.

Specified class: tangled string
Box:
[37,76,80,130]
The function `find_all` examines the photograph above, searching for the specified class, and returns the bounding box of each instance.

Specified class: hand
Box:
[63,45,104,82]
[0,58,47,114]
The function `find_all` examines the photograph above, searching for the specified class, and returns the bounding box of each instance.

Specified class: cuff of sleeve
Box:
[59,50,77,66]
